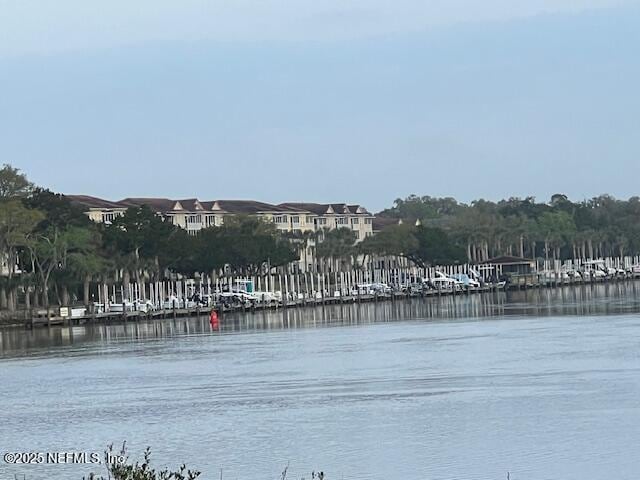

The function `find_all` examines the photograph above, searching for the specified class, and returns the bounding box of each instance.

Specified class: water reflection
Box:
[2,281,640,480]
[3,281,640,358]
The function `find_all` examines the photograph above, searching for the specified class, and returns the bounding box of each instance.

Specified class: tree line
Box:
[374,194,640,262]
[2,163,638,312]
[0,165,299,312]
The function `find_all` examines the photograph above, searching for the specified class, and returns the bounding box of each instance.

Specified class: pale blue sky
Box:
[1,1,639,211]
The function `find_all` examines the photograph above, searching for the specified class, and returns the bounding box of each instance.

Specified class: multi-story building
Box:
[203,200,315,234]
[279,203,374,241]
[67,196,374,236]
[118,198,210,234]
[67,196,376,271]
[67,195,128,224]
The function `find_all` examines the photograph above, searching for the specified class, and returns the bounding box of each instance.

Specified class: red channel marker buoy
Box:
[209,309,219,330]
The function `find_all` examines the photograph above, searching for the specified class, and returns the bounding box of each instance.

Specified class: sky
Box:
[1,0,639,212]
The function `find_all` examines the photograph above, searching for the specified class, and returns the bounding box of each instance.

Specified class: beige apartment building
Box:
[68,195,128,224]
[67,196,374,239]
[204,200,317,234]
[67,195,375,272]
[279,203,374,241]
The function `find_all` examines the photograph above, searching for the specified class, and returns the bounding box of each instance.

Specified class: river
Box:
[1,282,640,479]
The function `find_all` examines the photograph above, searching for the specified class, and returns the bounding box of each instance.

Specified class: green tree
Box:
[55,228,106,306]
[315,227,357,272]
[358,223,419,262]
[0,200,44,309]
[0,164,33,199]
[27,226,95,309]
[360,223,465,268]
[412,225,467,266]
[25,188,90,229]
[103,206,181,282]
[195,216,297,275]
[537,211,577,260]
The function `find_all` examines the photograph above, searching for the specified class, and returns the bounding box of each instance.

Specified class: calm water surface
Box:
[1,283,640,480]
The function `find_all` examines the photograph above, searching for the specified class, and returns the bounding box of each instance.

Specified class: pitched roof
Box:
[279,203,330,215]
[65,195,125,210]
[330,203,351,214]
[203,200,294,214]
[117,197,177,211]
[175,198,204,211]
[280,202,372,215]
[348,204,371,215]
[67,195,372,217]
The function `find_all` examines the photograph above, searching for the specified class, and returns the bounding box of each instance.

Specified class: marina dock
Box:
[20,267,640,329]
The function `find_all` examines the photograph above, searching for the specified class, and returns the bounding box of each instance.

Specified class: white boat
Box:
[135,300,156,313]
[541,270,571,281]
[109,301,134,313]
[356,283,391,295]
[427,272,459,289]
[225,279,281,304]
[560,265,582,279]
[252,291,281,303]
[449,273,480,288]
[580,260,611,278]
[468,268,484,285]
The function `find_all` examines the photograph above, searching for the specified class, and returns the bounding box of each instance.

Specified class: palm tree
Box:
[316,227,357,273]
[282,229,315,272]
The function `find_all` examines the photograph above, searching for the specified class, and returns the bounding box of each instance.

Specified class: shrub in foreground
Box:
[86,444,200,480]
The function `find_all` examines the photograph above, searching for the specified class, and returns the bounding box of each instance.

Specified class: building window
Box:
[306,216,314,223]
[364,218,373,224]
[205,215,216,227]
[187,215,202,224]
[291,216,299,224]
[336,217,348,225]
[315,218,327,226]
[102,212,120,223]
[274,215,288,224]
[350,217,359,225]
